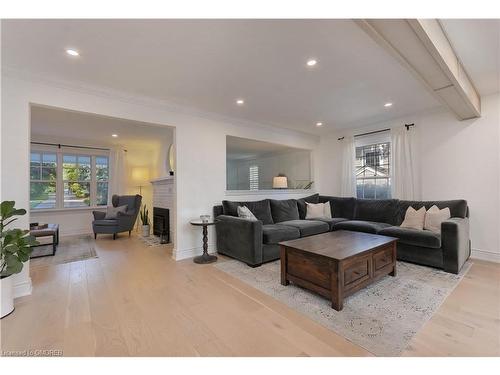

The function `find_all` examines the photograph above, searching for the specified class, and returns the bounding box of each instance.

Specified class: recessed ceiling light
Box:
[384,102,393,107]
[236,99,245,105]
[112,134,118,138]
[65,49,80,56]
[316,122,323,127]
[306,59,317,67]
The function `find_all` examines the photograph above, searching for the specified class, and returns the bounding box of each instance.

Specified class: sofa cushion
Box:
[396,199,468,225]
[93,219,118,227]
[354,199,398,225]
[309,217,349,231]
[379,226,441,249]
[222,199,274,225]
[297,194,320,219]
[262,224,300,244]
[318,196,356,219]
[270,199,300,223]
[278,220,329,237]
[334,220,392,234]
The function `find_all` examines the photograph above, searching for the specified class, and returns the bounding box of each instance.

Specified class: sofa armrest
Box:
[92,210,106,220]
[442,217,470,274]
[215,215,263,266]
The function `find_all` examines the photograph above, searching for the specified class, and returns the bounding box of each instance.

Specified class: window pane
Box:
[30,182,56,209]
[375,179,390,199]
[30,152,41,167]
[96,156,109,181]
[78,156,91,181]
[42,153,57,167]
[362,180,376,199]
[63,155,77,180]
[42,167,57,180]
[30,167,41,180]
[64,182,90,207]
[356,179,364,198]
[97,182,108,206]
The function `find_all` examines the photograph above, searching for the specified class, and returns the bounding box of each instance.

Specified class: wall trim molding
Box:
[13,278,33,299]
[471,248,500,263]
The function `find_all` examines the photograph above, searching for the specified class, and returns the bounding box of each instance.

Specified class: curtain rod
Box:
[337,123,415,141]
[30,141,110,151]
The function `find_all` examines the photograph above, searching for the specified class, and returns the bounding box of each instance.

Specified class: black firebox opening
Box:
[153,207,170,243]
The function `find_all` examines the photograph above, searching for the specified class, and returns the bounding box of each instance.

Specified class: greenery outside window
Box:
[30,148,110,210]
[30,152,57,209]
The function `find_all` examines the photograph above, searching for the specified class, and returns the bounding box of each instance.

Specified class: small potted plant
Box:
[1,201,38,318]
[140,205,150,237]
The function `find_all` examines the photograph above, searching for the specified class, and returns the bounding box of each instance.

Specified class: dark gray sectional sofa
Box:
[213,194,470,274]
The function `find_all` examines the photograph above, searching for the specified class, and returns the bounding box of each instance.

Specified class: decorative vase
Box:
[141,225,150,237]
[1,274,15,318]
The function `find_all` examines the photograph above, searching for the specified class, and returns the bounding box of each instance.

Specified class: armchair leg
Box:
[94,233,97,239]
[129,230,131,237]
[113,233,116,240]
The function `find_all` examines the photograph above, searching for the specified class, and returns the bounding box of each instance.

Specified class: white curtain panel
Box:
[391,127,416,199]
[110,146,128,196]
[340,136,357,197]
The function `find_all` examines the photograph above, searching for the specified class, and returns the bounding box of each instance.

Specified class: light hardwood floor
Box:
[1,235,499,356]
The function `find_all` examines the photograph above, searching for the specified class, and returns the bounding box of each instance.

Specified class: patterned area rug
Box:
[138,235,171,247]
[30,235,97,268]
[215,259,471,356]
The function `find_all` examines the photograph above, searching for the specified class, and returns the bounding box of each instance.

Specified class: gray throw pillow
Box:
[104,205,128,219]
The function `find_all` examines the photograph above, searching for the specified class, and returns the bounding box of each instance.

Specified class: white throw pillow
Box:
[424,205,451,234]
[400,206,426,230]
[305,201,332,219]
[237,205,257,221]
[104,205,128,219]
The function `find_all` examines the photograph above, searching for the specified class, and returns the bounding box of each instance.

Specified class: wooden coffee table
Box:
[279,230,397,311]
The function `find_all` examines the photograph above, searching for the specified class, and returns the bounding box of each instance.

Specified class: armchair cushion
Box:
[104,205,128,219]
[92,210,106,220]
[93,219,118,227]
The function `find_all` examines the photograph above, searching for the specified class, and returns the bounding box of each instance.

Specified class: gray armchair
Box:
[93,194,142,239]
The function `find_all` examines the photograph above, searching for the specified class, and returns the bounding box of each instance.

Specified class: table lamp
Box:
[273,174,288,189]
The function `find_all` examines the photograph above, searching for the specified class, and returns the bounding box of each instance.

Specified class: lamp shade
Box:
[131,167,150,186]
[273,176,288,189]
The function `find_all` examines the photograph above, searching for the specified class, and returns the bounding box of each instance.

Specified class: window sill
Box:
[225,189,316,196]
[31,206,107,214]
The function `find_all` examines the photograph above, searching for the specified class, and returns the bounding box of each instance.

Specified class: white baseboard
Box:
[13,278,33,298]
[173,244,217,261]
[471,248,500,263]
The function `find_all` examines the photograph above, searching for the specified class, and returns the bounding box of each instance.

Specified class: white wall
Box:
[318,93,500,262]
[1,72,320,295]
[227,149,312,190]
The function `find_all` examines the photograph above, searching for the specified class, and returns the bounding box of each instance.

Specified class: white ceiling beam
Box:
[356,19,481,119]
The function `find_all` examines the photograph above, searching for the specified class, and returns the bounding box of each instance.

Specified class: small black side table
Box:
[190,220,217,264]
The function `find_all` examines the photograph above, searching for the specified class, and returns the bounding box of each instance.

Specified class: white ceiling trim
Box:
[3,66,320,142]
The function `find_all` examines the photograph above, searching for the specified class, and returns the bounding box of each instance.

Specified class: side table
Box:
[189,220,217,264]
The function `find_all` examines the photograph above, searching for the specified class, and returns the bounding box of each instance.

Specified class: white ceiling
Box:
[440,19,500,96]
[226,136,300,160]
[31,105,173,149]
[3,19,498,135]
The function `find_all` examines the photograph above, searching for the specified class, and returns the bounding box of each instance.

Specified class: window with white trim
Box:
[249,165,259,190]
[355,139,391,199]
[30,147,110,210]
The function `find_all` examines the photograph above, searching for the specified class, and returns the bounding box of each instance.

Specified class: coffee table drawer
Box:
[373,245,394,271]
[343,255,371,289]
[287,249,331,289]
